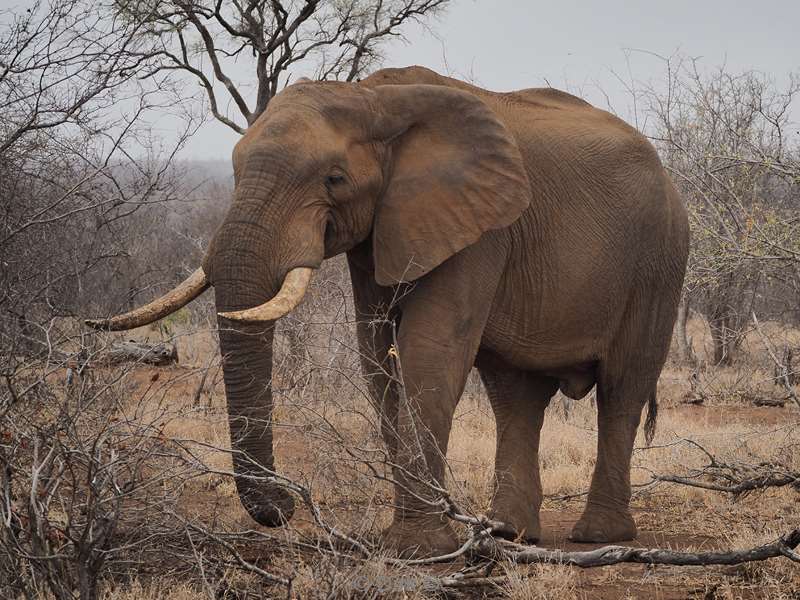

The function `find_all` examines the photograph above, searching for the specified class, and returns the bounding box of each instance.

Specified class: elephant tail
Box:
[644,390,658,446]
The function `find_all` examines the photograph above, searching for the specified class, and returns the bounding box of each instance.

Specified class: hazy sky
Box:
[4,0,797,159]
[182,0,799,160]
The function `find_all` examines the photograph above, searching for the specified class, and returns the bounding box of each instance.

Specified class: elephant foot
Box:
[488,501,540,543]
[569,505,636,543]
[379,519,460,559]
[238,482,296,527]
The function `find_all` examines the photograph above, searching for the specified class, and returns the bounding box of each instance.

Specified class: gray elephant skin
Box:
[87,66,689,557]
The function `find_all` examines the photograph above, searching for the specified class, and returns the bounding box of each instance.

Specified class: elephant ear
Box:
[371,84,530,285]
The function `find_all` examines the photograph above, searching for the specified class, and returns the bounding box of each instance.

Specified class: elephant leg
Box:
[380,245,503,557]
[479,364,557,543]
[571,288,677,543]
[347,246,402,458]
[358,316,402,459]
[570,375,652,543]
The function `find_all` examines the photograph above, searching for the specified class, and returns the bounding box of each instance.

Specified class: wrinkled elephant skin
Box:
[89,66,689,557]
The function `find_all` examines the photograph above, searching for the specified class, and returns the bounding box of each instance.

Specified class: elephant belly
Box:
[474,346,598,401]
[479,261,622,382]
[479,313,606,377]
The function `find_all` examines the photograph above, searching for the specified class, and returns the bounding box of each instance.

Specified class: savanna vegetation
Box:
[1,1,799,598]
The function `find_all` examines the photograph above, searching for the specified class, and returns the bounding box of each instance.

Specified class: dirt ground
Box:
[83,314,800,599]
[104,360,798,599]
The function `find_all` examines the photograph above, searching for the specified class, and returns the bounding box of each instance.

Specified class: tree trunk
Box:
[709,316,734,366]
[675,294,697,366]
[707,272,741,367]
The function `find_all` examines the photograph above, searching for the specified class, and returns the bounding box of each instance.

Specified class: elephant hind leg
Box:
[571,281,678,543]
[570,336,670,541]
[479,363,558,543]
[569,373,648,543]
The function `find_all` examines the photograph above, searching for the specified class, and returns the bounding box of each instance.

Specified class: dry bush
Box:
[647,57,800,368]
[4,282,800,598]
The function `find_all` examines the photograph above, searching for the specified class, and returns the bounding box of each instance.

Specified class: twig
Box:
[651,472,800,495]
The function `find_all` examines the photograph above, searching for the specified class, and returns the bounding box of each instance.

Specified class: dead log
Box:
[681,393,705,405]
[96,341,178,366]
[462,528,800,569]
[420,526,800,593]
[753,396,787,408]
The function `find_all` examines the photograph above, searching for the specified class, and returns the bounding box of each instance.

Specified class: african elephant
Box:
[87,66,689,557]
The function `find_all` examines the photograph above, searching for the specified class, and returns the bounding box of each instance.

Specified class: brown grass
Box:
[79,313,800,599]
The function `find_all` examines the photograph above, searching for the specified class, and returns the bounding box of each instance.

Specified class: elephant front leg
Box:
[381,279,501,555]
[347,246,402,459]
[354,312,402,458]
[381,328,476,557]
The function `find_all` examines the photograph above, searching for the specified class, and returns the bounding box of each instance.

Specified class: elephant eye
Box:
[326,174,346,187]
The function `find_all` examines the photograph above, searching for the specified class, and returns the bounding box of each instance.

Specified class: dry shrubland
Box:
[2,3,800,599]
[4,300,798,599]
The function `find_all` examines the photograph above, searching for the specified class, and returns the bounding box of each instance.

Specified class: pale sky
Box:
[3,0,798,159]
[183,0,799,159]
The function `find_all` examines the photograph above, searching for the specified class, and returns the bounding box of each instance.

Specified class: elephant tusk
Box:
[85,268,210,331]
[218,267,314,323]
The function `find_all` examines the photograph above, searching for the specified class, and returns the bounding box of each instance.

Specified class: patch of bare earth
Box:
[101,343,800,599]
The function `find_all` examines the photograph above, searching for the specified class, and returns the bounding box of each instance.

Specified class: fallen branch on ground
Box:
[639,437,800,498]
[554,437,800,502]
[359,455,800,589]
[95,341,178,366]
[176,421,800,595]
[424,528,800,591]
[499,529,800,567]
[649,470,799,495]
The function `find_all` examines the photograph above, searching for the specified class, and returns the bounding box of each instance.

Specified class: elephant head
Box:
[87,79,530,527]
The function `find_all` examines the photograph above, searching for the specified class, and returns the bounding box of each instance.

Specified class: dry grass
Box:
[46,312,800,599]
[501,563,586,600]
[101,580,205,600]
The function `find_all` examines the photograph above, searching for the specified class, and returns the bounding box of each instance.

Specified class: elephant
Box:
[87,65,689,557]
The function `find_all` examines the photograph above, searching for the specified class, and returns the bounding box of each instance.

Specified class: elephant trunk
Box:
[201,150,326,526]
[204,187,293,526]
[214,279,296,526]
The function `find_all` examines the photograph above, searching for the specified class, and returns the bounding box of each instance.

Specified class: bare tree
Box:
[117,0,451,132]
[645,56,800,366]
[0,0,201,369]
